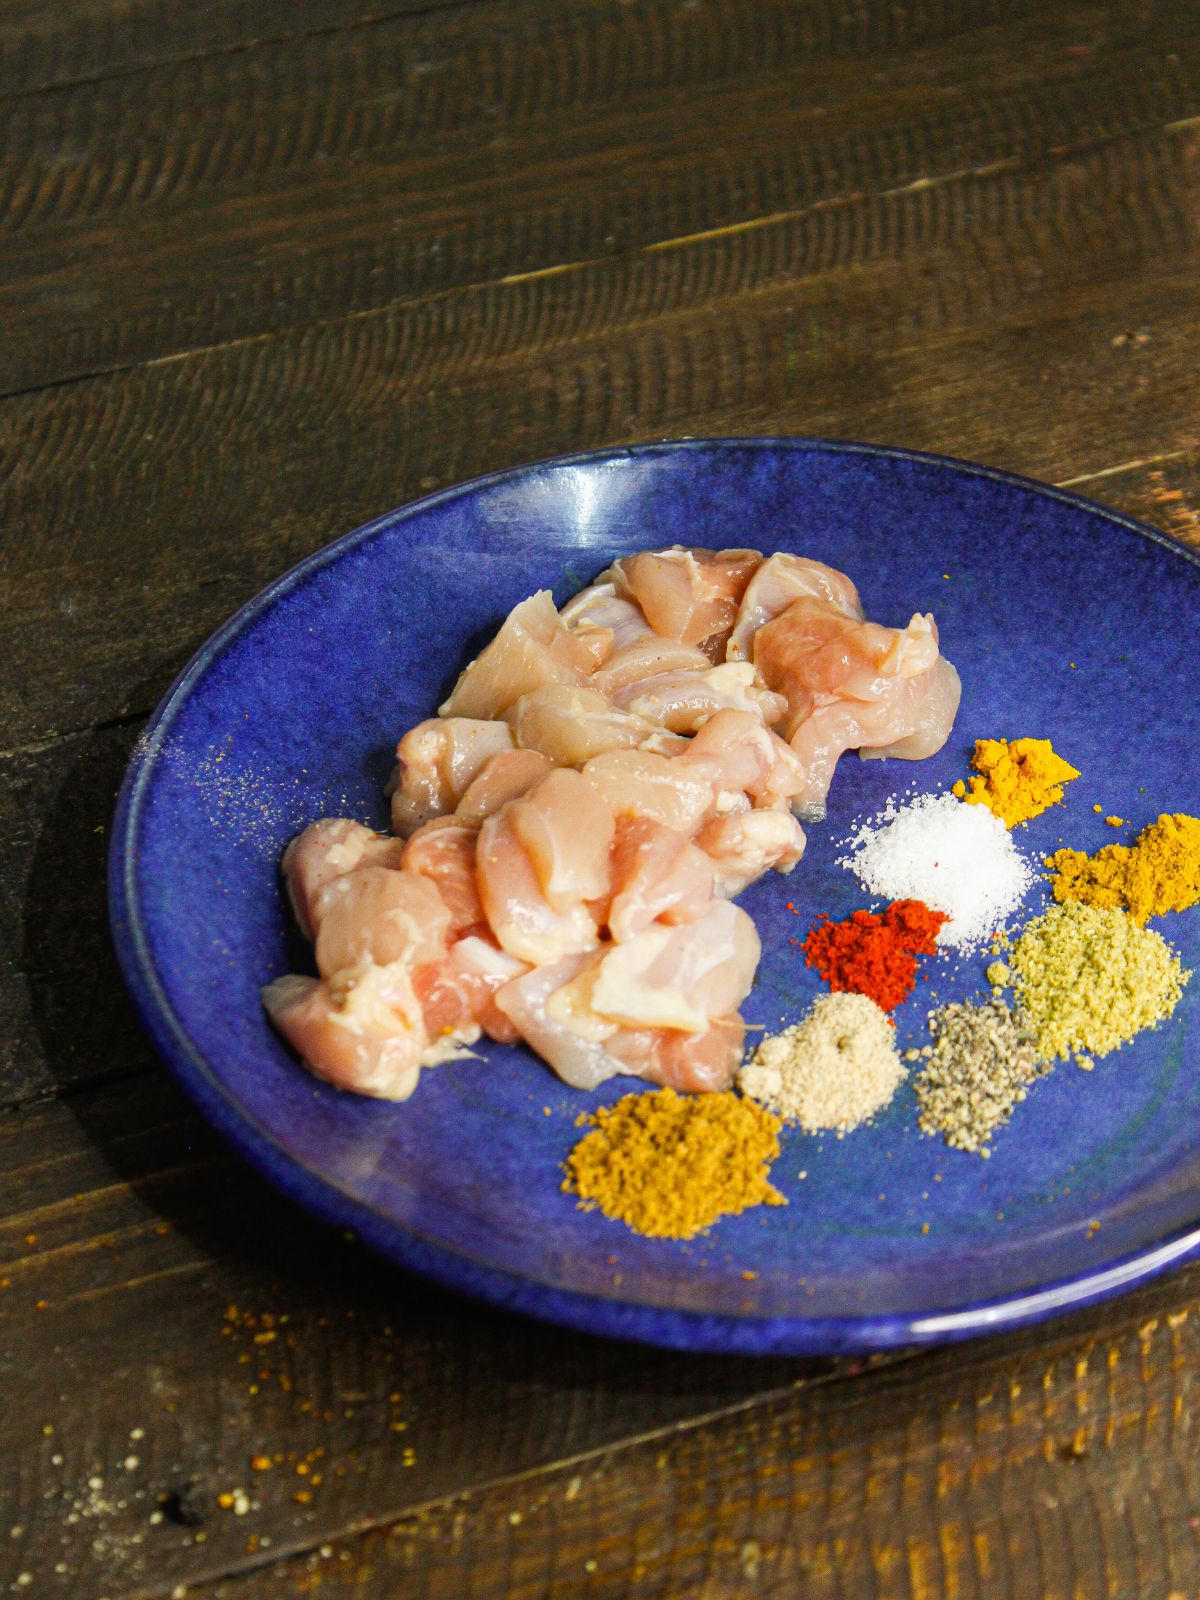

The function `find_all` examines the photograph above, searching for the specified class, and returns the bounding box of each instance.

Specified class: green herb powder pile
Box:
[988,901,1190,1069]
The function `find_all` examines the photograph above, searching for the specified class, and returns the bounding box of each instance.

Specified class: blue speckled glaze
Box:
[109,439,1200,1354]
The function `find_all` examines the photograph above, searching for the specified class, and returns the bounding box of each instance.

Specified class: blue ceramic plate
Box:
[110,440,1200,1354]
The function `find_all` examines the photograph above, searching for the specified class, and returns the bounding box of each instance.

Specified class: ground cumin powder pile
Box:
[1046,813,1200,923]
[952,736,1080,828]
[563,1087,786,1238]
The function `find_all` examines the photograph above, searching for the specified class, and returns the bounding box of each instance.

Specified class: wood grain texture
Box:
[173,1268,1200,1599]
[0,1072,853,1599]
[6,1060,1198,1600]
[0,0,477,99]
[6,3,1200,1594]
[0,721,157,1108]
[2,116,1197,750]
[2,0,1194,391]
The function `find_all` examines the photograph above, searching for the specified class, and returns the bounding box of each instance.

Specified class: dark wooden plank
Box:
[0,721,158,1108]
[178,1263,1200,1598]
[0,1071,853,1599]
[0,0,477,99]
[1,116,1197,750]
[3,0,1194,391]
[4,1064,1200,1598]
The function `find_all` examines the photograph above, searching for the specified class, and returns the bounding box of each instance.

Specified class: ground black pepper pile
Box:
[913,998,1048,1156]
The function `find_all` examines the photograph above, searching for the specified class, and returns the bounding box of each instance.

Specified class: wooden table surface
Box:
[3,2,1200,1595]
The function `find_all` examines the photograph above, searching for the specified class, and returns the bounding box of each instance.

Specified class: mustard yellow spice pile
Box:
[952,737,1080,828]
[563,1087,786,1238]
[1047,813,1200,923]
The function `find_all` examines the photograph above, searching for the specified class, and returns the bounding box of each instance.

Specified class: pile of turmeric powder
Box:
[563,1086,786,1238]
[952,737,1080,827]
[1046,813,1200,923]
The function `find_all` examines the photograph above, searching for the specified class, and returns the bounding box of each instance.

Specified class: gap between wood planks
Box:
[3,110,1198,407]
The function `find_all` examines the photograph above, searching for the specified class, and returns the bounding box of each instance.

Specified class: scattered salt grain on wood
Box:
[840,791,1034,951]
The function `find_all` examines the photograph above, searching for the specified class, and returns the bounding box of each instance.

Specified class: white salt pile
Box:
[841,791,1035,951]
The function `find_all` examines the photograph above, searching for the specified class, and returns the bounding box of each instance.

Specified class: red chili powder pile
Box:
[803,899,948,1012]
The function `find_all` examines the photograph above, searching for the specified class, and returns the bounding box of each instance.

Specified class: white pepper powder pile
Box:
[739,992,905,1134]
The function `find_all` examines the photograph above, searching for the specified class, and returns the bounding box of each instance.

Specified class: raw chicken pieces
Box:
[264,544,958,1100]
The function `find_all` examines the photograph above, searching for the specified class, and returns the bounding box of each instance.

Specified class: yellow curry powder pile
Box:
[952,737,1080,828]
[563,1087,786,1238]
[1046,813,1200,924]
[987,901,1189,1068]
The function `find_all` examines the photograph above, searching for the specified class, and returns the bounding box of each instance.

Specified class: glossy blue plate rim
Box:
[107,436,1200,1356]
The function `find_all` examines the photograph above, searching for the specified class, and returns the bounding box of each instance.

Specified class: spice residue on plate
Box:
[988,901,1190,1068]
[1046,813,1200,923]
[803,899,947,1011]
[562,1087,785,1238]
[914,998,1048,1156]
[739,992,905,1133]
[952,736,1080,827]
[841,791,1034,951]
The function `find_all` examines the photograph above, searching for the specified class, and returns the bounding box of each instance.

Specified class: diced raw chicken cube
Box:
[609,546,762,659]
[726,552,864,661]
[313,866,453,977]
[606,1014,746,1093]
[695,809,807,897]
[401,817,486,934]
[681,708,808,811]
[411,935,529,1046]
[614,661,787,734]
[505,684,655,764]
[592,636,714,695]
[605,817,715,941]
[858,656,964,761]
[579,900,760,1032]
[492,953,620,1090]
[282,819,407,940]
[582,748,715,835]
[753,599,942,738]
[493,956,747,1093]
[752,597,959,817]
[559,586,649,649]
[454,748,555,826]
[440,591,603,720]
[507,769,615,913]
[476,808,603,966]
[390,717,514,836]
[262,970,425,1101]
